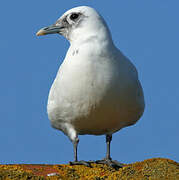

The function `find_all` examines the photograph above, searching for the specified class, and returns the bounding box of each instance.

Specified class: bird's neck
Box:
[70,33,114,51]
[69,21,114,48]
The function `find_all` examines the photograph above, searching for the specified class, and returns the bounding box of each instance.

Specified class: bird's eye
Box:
[70,13,79,20]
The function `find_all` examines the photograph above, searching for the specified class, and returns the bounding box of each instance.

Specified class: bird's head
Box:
[36,6,112,45]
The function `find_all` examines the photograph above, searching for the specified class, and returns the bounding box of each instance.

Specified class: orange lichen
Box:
[0,158,178,179]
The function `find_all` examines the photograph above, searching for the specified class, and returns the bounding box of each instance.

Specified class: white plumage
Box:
[37,6,145,167]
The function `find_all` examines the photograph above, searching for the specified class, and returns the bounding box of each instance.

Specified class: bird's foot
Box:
[69,160,92,167]
[95,158,124,170]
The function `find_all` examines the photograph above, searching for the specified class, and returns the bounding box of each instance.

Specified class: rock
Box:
[0,158,178,179]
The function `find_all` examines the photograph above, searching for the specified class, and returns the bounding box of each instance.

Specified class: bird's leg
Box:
[95,134,124,169]
[69,137,91,167]
[106,134,112,160]
[73,137,79,162]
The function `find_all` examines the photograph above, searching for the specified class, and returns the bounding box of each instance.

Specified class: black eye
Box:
[70,13,79,20]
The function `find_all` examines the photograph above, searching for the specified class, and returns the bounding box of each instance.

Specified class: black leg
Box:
[69,137,91,167]
[73,137,79,162]
[106,134,112,160]
[95,134,124,169]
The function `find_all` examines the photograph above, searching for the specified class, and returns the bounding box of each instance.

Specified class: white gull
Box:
[36,6,145,168]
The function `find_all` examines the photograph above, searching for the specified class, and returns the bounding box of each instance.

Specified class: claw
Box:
[69,160,92,167]
[95,159,124,170]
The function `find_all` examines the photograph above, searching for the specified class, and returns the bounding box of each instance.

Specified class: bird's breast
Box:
[48,54,115,119]
[47,50,144,135]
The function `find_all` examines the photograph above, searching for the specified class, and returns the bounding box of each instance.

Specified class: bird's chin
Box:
[58,31,64,36]
[59,31,69,40]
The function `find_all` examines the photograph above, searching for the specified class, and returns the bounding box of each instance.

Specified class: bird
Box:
[36,6,145,168]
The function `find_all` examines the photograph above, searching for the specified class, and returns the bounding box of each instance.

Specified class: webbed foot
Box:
[69,160,92,167]
[95,158,124,170]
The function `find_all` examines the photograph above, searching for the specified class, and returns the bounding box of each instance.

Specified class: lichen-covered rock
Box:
[0,158,178,179]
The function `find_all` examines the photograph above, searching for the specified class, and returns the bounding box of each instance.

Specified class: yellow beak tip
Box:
[36,29,45,36]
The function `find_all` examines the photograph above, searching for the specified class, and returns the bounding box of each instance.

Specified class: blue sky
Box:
[0,0,178,164]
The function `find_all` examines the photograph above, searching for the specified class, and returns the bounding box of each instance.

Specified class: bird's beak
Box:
[36,24,64,36]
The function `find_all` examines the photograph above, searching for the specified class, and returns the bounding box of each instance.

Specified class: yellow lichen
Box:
[0,158,178,180]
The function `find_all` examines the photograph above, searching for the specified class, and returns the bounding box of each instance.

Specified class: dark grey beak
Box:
[36,24,64,36]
